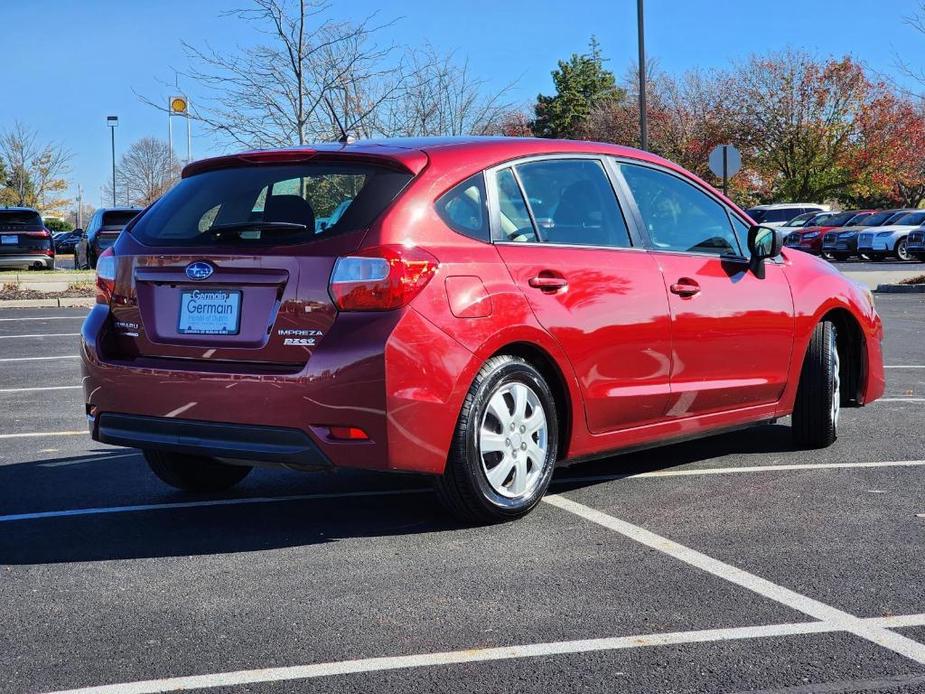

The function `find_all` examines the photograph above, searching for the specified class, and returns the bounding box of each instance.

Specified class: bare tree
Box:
[376,44,516,137]
[0,121,72,216]
[104,138,180,207]
[143,1,517,147]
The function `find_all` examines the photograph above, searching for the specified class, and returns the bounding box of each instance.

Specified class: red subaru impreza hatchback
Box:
[81,137,884,522]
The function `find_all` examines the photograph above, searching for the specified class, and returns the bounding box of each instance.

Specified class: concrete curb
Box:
[0,297,94,308]
[875,284,925,294]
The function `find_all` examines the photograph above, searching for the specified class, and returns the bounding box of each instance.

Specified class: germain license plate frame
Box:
[177,289,242,336]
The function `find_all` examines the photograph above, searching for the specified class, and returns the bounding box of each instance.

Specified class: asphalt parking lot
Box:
[1,295,924,694]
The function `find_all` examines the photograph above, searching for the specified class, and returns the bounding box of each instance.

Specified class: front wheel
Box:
[895,238,912,261]
[792,321,840,449]
[143,450,252,492]
[434,355,558,524]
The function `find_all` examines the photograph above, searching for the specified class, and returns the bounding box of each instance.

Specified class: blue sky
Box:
[2,0,923,208]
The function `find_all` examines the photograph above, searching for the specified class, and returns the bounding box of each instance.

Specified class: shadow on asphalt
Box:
[0,424,797,565]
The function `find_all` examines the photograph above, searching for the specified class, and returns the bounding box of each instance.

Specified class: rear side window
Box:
[760,208,800,223]
[435,173,489,242]
[620,163,741,256]
[493,168,538,243]
[514,159,632,248]
[0,210,43,230]
[130,163,412,246]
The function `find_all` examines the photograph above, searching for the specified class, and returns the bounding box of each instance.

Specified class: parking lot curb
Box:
[875,284,925,294]
[0,297,94,308]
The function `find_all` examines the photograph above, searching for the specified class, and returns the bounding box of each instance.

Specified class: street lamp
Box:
[637,0,647,151]
[107,116,118,206]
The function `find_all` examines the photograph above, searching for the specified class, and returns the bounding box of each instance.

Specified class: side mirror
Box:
[747,225,782,279]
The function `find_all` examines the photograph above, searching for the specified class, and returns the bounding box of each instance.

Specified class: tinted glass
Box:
[435,173,489,242]
[761,208,801,223]
[0,210,42,229]
[896,211,925,226]
[493,168,537,243]
[130,163,412,246]
[513,159,631,248]
[783,212,817,227]
[858,211,895,226]
[746,208,767,222]
[845,213,874,226]
[621,164,741,255]
[731,215,750,251]
[100,210,140,228]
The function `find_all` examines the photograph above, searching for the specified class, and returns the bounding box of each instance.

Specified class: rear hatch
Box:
[96,210,140,251]
[105,154,418,370]
[0,209,51,258]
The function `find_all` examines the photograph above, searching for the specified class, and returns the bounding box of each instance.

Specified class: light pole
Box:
[107,115,118,206]
[637,0,647,151]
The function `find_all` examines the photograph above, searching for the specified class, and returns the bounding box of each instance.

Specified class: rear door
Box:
[616,161,795,418]
[0,209,52,263]
[489,156,673,433]
[107,160,413,368]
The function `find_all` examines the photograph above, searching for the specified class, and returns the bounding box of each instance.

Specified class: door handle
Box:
[669,279,701,297]
[528,276,568,291]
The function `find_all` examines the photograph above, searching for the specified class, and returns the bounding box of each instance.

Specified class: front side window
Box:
[513,159,631,248]
[620,164,741,256]
[435,173,489,242]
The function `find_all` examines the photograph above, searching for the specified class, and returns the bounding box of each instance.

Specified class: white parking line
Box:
[885,365,925,369]
[0,355,80,363]
[0,488,431,523]
[7,458,925,523]
[0,431,87,440]
[0,316,84,321]
[542,494,925,665]
[0,332,80,339]
[39,613,925,694]
[878,398,925,402]
[38,452,140,468]
[0,385,81,394]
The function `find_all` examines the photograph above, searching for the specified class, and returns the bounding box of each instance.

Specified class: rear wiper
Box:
[206,222,307,236]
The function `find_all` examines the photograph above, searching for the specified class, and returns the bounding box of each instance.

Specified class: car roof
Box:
[0,206,40,213]
[182,136,682,179]
[98,207,143,212]
[749,203,825,210]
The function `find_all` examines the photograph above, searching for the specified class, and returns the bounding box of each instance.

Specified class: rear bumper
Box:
[0,255,54,269]
[80,303,476,476]
[94,413,331,468]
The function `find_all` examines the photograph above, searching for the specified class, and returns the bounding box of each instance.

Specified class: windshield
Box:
[0,210,43,229]
[857,211,895,226]
[894,211,925,226]
[845,213,874,226]
[783,212,818,227]
[130,162,412,247]
[815,211,854,227]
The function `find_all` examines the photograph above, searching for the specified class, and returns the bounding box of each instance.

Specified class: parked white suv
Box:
[745,203,830,227]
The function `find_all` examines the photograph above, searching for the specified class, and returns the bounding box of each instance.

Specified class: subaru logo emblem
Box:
[185,261,213,281]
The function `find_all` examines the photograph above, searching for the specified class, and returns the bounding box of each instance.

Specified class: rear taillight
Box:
[95,248,116,305]
[329,245,438,311]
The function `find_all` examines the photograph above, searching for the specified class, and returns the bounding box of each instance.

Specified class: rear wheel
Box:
[143,450,252,492]
[434,355,558,524]
[792,321,840,449]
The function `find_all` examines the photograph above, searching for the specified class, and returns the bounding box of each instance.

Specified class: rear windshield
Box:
[0,210,42,229]
[130,163,413,247]
[101,210,140,229]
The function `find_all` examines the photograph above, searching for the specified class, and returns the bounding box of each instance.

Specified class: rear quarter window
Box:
[435,173,490,242]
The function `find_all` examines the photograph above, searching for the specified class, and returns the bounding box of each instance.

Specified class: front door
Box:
[617,162,795,418]
[489,157,673,434]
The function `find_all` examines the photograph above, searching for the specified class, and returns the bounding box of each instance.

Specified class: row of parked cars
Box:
[746,203,925,261]
[0,206,141,271]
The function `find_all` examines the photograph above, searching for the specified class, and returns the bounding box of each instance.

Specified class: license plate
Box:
[178,289,241,335]
[1,235,17,245]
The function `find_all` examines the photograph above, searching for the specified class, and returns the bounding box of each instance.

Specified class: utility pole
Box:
[76,184,83,229]
[637,0,648,151]
[107,116,119,206]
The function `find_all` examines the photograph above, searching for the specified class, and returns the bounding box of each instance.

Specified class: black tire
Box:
[792,321,840,449]
[434,355,558,524]
[832,253,850,262]
[895,238,912,261]
[143,450,252,492]
[914,254,925,262]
